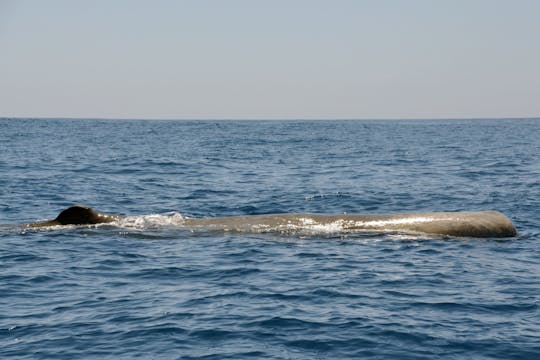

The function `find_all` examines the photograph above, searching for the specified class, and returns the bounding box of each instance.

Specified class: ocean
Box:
[1,118,539,359]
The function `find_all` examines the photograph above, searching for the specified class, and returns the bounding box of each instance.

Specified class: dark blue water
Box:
[1,118,539,359]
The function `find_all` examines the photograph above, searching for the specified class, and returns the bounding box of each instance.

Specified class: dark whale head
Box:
[54,205,119,225]
[27,205,121,227]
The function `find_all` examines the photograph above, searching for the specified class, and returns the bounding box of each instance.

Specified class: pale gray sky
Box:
[1,0,539,119]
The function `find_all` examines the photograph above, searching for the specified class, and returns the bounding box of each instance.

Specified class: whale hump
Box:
[55,205,106,225]
[27,205,121,227]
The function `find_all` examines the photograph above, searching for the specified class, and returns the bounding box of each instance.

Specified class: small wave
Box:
[111,213,186,230]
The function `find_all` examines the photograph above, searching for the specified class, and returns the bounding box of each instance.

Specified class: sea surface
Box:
[1,118,539,359]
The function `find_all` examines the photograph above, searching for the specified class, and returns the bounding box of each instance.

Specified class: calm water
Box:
[1,118,539,359]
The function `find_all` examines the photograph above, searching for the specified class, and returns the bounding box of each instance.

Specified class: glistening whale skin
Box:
[28,205,122,227]
[26,205,517,238]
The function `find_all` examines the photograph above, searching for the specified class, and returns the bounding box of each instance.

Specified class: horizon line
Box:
[1,116,539,122]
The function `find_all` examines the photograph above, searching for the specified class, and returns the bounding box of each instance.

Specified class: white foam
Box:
[254,218,351,235]
[115,212,185,229]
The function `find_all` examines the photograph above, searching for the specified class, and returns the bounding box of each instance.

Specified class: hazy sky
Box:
[1,0,539,119]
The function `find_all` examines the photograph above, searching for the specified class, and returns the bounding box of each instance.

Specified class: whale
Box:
[26,205,517,238]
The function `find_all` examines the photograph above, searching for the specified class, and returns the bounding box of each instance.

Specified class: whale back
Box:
[184,210,517,238]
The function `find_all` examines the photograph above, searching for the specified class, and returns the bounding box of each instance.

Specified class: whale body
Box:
[182,210,517,238]
[26,205,517,238]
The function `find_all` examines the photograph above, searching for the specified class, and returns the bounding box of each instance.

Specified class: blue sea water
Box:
[1,118,539,359]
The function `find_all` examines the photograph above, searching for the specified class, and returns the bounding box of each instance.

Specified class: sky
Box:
[1,0,539,120]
